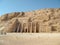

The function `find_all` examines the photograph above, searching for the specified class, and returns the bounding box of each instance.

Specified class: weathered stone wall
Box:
[0,8,60,33]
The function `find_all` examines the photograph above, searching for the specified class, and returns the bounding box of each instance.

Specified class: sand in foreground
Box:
[0,33,60,45]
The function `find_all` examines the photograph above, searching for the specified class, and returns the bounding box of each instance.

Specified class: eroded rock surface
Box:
[0,8,60,33]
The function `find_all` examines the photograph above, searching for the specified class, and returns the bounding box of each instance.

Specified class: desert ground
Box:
[0,33,60,45]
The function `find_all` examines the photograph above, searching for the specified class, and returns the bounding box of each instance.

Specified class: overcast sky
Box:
[0,0,60,15]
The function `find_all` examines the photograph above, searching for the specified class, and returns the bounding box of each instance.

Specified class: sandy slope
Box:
[0,33,60,45]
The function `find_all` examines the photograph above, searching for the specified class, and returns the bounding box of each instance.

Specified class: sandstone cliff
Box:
[0,8,60,33]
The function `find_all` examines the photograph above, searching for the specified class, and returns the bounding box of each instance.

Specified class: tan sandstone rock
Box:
[0,8,60,33]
